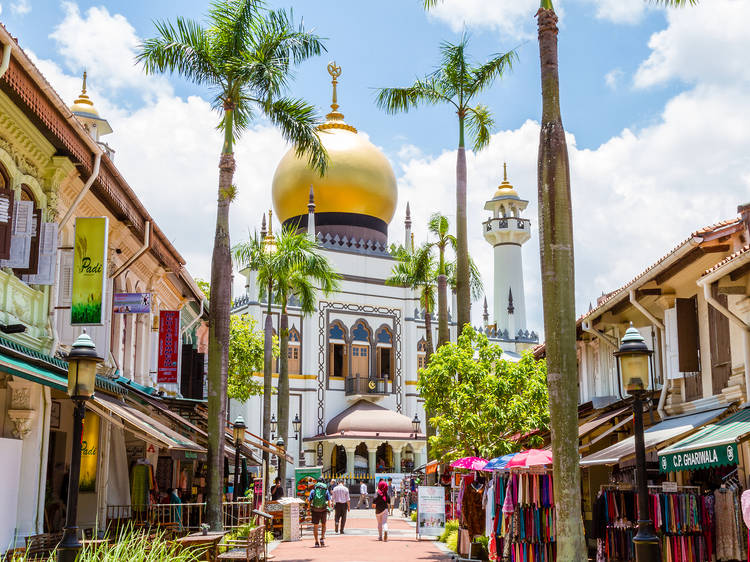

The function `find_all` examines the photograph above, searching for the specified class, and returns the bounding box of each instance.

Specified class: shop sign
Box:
[72,217,108,325]
[659,443,737,473]
[113,292,151,314]
[417,486,446,538]
[79,411,100,492]
[157,310,180,383]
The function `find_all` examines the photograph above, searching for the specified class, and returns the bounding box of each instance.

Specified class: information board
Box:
[417,485,446,538]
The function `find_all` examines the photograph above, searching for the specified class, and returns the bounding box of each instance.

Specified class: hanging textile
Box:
[716,488,744,561]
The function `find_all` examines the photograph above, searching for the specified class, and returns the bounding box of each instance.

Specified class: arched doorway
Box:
[330,444,346,476]
[354,443,368,477]
[376,443,393,473]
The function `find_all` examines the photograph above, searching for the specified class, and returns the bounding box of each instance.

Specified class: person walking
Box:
[374,480,390,541]
[357,480,369,509]
[387,478,394,515]
[331,480,350,534]
[308,480,331,547]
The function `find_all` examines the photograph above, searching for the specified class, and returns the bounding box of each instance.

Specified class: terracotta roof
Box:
[302,400,425,441]
[703,244,750,276]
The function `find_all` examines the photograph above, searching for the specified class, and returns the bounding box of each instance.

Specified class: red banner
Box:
[157,310,180,383]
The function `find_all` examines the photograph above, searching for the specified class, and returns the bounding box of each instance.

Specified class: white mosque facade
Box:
[229,66,538,480]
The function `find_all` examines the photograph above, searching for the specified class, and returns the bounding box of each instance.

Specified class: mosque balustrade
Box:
[483,216,531,233]
[345,375,390,397]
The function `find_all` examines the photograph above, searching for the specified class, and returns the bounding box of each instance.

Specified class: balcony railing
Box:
[345,376,390,396]
[483,217,531,232]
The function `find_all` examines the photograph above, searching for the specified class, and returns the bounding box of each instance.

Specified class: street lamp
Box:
[233,416,246,501]
[614,323,658,562]
[411,413,421,434]
[58,333,103,562]
[292,413,301,440]
[270,413,278,440]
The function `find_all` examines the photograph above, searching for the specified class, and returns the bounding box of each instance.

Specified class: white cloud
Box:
[587,0,646,24]
[10,0,30,15]
[604,68,623,90]
[635,0,749,88]
[425,0,540,40]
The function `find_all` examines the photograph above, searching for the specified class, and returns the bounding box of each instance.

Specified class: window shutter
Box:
[22,222,58,285]
[676,296,700,373]
[17,209,41,276]
[0,188,14,260]
[59,249,74,306]
[0,200,34,269]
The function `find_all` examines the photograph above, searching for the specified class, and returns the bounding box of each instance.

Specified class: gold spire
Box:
[493,161,519,198]
[73,71,94,108]
[320,61,357,133]
[503,162,508,182]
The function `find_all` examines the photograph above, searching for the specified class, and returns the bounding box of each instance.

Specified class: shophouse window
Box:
[288,326,301,374]
[375,326,393,380]
[328,321,347,379]
[350,320,371,378]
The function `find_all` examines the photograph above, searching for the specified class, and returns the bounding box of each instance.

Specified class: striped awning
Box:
[658,407,750,473]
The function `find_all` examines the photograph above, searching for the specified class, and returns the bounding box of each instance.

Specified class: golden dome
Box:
[492,162,519,199]
[70,72,100,117]
[272,63,397,226]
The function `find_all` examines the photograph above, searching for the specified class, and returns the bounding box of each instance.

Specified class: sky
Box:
[1,0,748,335]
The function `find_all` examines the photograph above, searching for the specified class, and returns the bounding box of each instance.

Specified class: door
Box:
[708,284,732,394]
[676,296,703,401]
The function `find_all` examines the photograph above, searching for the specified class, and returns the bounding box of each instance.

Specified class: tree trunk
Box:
[423,304,435,460]
[277,311,290,488]
[262,288,273,499]
[206,151,235,531]
[536,6,585,561]
[437,273,449,348]
[455,118,471,334]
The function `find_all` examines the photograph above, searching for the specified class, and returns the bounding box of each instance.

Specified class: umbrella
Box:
[450,457,488,471]
[484,453,518,471]
[505,449,553,468]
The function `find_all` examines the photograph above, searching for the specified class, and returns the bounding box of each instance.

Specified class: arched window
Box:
[417,338,427,370]
[375,325,393,381]
[330,444,346,475]
[288,326,301,375]
[0,164,13,261]
[350,320,371,379]
[328,320,348,379]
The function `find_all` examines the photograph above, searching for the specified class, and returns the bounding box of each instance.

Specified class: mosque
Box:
[230,64,538,480]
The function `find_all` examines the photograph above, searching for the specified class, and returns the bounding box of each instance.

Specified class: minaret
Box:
[404,202,412,250]
[307,185,316,238]
[70,72,113,142]
[482,297,489,327]
[260,212,267,240]
[482,163,531,340]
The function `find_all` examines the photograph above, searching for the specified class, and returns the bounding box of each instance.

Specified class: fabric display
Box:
[715,488,745,561]
[488,471,556,562]
[458,474,487,537]
[130,461,155,509]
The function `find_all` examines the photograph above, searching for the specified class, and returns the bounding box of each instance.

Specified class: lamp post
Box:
[270,413,278,440]
[232,416,246,501]
[292,413,301,440]
[58,333,103,562]
[614,323,658,562]
[411,413,421,435]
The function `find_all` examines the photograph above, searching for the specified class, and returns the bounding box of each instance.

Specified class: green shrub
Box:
[265,531,274,544]
[446,529,459,552]
[79,527,202,561]
[410,512,417,522]
[439,519,459,542]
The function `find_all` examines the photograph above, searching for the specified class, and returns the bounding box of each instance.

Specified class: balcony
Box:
[345,375,390,398]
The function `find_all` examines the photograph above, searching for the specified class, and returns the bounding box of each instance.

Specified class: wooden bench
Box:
[217,526,265,561]
[23,532,63,560]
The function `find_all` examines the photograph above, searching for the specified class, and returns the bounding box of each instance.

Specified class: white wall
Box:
[0,437,22,550]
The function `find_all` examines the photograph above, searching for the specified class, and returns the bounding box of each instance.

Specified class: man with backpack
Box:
[308,480,331,547]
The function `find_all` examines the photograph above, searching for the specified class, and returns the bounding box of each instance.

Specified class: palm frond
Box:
[264,97,328,175]
[208,0,261,60]
[466,104,494,152]
[438,35,470,98]
[375,76,451,114]
[423,0,442,8]
[428,212,450,240]
[468,49,517,98]
[649,0,698,4]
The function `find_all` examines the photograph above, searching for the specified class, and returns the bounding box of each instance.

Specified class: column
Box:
[345,447,356,476]
[368,450,377,475]
[393,448,402,474]
[414,447,426,470]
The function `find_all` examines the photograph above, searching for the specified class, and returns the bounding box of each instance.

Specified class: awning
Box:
[658,407,750,473]
[88,393,204,452]
[580,407,727,467]
[578,407,630,440]
[0,351,67,391]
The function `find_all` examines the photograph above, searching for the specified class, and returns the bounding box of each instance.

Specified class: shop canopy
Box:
[0,351,67,391]
[89,392,205,452]
[579,407,727,467]
[578,406,631,440]
[658,407,750,473]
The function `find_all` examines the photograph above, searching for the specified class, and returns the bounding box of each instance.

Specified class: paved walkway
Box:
[269,509,452,562]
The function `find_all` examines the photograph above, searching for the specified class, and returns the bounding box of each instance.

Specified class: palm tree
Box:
[376,36,515,335]
[427,213,456,348]
[138,1,327,529]
[266,226,339,485]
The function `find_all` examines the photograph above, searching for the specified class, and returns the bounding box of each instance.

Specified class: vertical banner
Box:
[158,310,180,383]
[417,486,446,538]
[72,217,108,325]
[79,411,100,492]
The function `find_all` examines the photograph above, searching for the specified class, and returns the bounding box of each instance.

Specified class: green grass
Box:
[438,519,459,542]
[445,529,458,552]
[71,302,102,324]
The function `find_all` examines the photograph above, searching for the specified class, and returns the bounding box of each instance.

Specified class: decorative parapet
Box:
[475,324,539,344]
[316,232,390,256]
[0,269,49,346]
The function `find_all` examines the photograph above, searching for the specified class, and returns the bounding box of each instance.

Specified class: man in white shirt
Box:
[357,480,369,509]
[331,480,351,534]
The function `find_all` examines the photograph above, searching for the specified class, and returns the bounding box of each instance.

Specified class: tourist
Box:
[331,479,350,534]
[373,480,390,541]
[308,480,331,547]
[387,477,394,515]
[357,480,369,509]
[270,477,284,501]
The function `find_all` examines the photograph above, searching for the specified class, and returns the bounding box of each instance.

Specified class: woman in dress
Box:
[373,480,390,541]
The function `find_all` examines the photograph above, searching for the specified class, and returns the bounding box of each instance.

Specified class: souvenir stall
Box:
[484,449,557,562]
[450,457,490,559]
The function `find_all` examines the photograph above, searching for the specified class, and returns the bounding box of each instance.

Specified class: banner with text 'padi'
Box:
[72,217,108,325]
[158,310,180,383]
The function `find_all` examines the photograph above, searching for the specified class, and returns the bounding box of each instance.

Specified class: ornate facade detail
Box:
[7,381,35,439]
[8,409,35,438]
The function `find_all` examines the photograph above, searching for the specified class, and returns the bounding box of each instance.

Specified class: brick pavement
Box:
[268,509,452,562]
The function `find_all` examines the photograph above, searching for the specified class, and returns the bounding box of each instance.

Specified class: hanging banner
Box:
[72,217,108,325]
[79,411,100,492]
[417,486,446,538]
[158,310,180,383]
[113,292,152,314]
